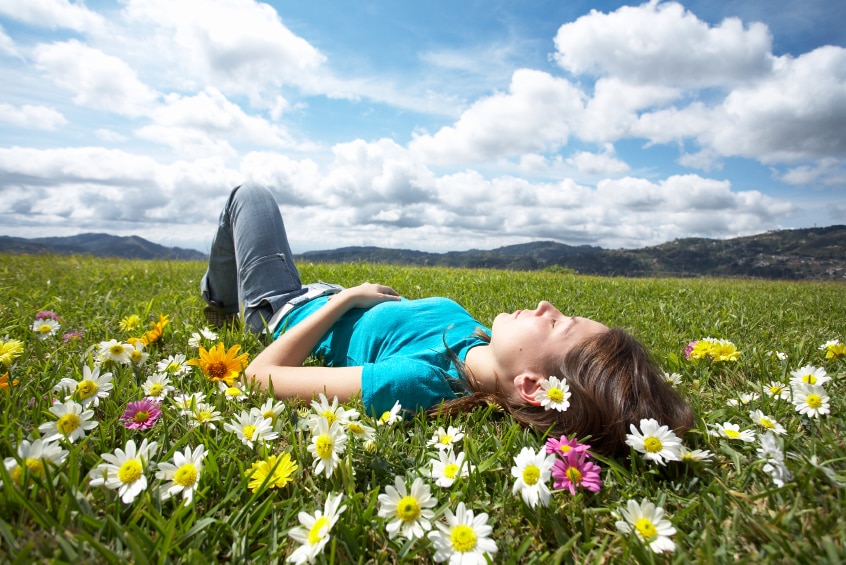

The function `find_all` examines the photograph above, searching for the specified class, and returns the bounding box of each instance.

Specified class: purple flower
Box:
[120,398,162,431]
[545,434,591,459]
[551,450,602,494]
[35,310,60,320]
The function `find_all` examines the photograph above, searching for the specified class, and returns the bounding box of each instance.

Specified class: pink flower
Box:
[36,310,60,320]
[545,434,591,459]
[62,330,84,343]
[120,399,162,431]
[551,450,602,494]
[684,341,698,360]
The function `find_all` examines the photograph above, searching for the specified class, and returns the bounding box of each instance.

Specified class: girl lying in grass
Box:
[201,184,693,456]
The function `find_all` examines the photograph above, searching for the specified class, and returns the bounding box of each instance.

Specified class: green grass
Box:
[1,254,844,564]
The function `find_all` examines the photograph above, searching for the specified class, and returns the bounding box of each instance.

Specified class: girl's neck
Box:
[463,344,500,395]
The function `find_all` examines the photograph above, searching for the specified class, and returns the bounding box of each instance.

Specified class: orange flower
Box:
[0,372,19,390]
[187,343,249,386]
[129,314,171,346]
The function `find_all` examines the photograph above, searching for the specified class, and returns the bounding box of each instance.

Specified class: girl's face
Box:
[489,301,608,377]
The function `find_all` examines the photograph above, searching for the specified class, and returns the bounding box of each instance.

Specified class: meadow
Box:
[1,253,844,564]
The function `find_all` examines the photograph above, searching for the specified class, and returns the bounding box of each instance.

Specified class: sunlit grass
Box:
[1,254,844,563]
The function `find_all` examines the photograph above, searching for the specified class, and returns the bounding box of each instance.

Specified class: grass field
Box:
[1,254,844,564]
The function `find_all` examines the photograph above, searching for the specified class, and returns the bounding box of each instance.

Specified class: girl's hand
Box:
[331,282,401,309]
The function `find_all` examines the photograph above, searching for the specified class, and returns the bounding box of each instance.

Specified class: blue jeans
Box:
[201,184,308,332]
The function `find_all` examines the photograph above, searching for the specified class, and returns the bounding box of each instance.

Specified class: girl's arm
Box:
[243,283,401,401]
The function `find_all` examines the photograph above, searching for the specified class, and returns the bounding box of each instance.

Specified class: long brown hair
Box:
[432,328,694,457]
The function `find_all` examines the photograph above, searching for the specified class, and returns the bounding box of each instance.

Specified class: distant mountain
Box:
[0,233,208,261]
[296,225,846,281]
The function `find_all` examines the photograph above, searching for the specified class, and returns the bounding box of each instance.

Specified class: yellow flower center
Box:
[130,350,144,363]
[770,385,783,395]
[24,457,46,480]
[77,380,98,399]
[196,410,213,422]
[802,374,816,385]
[57,413,81,435]
[315,435,334,459]
[548,387,564,403]
[263,410,275,421]
[173,463,198,487]
[320,410,336,424]
[207,362,228,379]
[724,428,740,438]
[148,383,163,397]
[444,463,459,479]
[308,516,330,546]
[379,411,391,423]
[559,444,572,454]
[396,496,421,522]
[438,434,453,445]
[522,464,540,486]
[634,517,657,541]
[242,425,257,439]
[133,410,150,423]
[806,394,822,409]
[109,344,125,356]
[565,466,582,484]
[348,422,364,434]
[450,524,477,552]
[11,464,23,485]
[118,459,143,484]
[38,323,53,334]
[643,437,663,453]
[760,417,775,429]
[225,387,241,397]
[166,362,180,373]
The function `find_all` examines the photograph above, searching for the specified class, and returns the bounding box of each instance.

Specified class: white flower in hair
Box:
[536,376,571,412]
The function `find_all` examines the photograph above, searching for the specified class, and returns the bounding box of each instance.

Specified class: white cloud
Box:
[566,147,630,175]
[33,40,158,117]
[0,25,16,56]
[0,0,105,33]
[777,158,846,188]
[409,69,585,164]
[0,103,66,130]
[136,88,294,157]
[553,1,773,88]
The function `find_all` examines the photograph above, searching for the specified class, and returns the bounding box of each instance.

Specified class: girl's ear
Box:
[513,373,543,406]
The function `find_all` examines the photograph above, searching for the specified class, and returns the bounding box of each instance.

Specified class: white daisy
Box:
[97,339,134,365]
[749,409,786,435]
[218,380,249,402]
[157,353,189,377]
[128,341,149,366]
[625,418,682,465]
[377,475,437,540]
[615,498,676,554]
[38,400,98,443]
[32,318,60,339]
[2,438,68,488]
[791,383,830,418]
[142,373,175,400]
[286,493,347,564]
[185,402,223,429]
[188,327,218,348]
[662,372,682,386]
[726,392,760,407]
[789,365,831,387]
[54,365,113,408]
[252,398,287,430]
[763,380,790,400]
[307,417,348,478]
[223,411,278,449]
[306,393,358,431]
[536,376,571,412]
[510,447,555,508]
[345,419,376,443]
[679,446,714,463]
[428,502,498,564]
[426,425,465,451]
[89,438,159,504]
[172,392,207,411]
[428,449,473,488]
[708,421,756,442]
[156,444,206,506]
[377,400,402,426]
[757,432,791,488]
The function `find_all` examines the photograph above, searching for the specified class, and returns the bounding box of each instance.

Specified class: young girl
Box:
[202,184,693,456]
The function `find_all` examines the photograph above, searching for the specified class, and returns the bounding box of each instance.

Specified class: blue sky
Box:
[0,0,844,254]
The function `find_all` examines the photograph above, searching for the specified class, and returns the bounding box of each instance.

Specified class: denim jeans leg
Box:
[201,184,307,332]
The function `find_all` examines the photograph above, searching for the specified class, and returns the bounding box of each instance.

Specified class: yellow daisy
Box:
[187,342,249,385]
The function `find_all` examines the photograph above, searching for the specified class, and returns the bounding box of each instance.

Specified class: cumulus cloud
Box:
[0,0,105,33]
[566,147,630,175]
[553,0,773,88]
[33,40,158,117]
[0,103,66,130]
[0,25,16,56]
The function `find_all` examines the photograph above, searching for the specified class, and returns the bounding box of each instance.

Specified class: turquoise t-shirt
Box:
[274,296,489,416]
